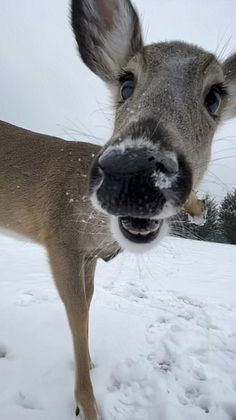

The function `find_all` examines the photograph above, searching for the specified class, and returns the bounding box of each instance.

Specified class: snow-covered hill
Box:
[0,235,236,420]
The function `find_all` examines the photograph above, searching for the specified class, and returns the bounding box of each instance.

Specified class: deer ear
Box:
[71,0,143,83]
[222,52,236,118]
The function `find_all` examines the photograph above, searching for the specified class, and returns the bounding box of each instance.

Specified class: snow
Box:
[0,234,236,420]
[187,212,207,226]
[152,171,173,190]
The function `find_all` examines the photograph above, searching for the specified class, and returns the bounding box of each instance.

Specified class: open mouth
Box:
[118,216,163,243]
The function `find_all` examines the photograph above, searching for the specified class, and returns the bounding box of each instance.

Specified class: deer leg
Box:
[84,258,97,369]
[47,241,101,420]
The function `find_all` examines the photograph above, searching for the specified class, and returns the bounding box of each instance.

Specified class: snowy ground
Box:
[0,234,236,420]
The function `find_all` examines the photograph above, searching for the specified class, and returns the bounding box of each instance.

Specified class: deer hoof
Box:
[75,405,101,420]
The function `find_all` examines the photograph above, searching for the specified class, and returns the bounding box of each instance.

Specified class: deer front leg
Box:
[47,242,101,420]
[84,258,97,370]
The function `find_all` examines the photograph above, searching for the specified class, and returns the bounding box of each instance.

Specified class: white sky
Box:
[0,0,236,201]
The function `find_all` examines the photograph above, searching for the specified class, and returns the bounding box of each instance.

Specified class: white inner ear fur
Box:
[84,0,138,75]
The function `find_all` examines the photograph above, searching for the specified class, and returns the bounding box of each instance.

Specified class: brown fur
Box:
[2,0,236,418]
[0,120,119,420]
[184,192,206,217]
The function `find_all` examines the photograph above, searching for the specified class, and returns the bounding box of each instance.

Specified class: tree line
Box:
[171,189,236,244]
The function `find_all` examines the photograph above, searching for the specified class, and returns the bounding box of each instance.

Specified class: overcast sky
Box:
[1,0,236,201]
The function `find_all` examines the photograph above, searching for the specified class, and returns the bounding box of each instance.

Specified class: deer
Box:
[1,0,236,419]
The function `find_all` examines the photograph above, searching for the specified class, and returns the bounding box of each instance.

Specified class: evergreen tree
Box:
[218,189,236,244]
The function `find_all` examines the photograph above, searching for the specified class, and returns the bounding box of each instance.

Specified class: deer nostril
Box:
[155,161,167,173]
[89,158,105,194]
[98,166,104,181]
[98,150,116,174]
[155,154,178,176]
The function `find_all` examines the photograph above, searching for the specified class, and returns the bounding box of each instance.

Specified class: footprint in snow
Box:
[15,289,56,306]
[176,295,203,309]
[15,391,42,410]
[0,343,8,358]
[15,290,35,306]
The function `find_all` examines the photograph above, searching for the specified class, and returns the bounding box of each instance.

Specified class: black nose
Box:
[96,147,178,217]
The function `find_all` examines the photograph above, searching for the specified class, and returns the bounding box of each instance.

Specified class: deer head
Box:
[72,0,236,251]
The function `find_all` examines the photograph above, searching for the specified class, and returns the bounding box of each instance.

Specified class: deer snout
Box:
[94,147,179,218]
[89,145,192,249]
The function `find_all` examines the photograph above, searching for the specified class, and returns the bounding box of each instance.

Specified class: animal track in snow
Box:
[15,289,57,306]
[15,391,42,410]
[0,344,8,358]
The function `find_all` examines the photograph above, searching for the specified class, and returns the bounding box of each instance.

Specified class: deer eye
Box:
[120,74,135,100]
[205,85,224,117]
